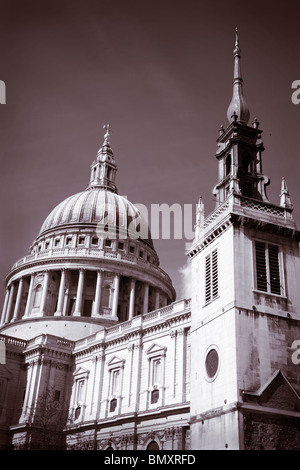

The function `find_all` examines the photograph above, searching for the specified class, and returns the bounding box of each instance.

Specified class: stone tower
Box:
[188,30,300,450]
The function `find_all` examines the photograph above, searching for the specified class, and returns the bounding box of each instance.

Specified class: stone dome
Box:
[0,126,176,341]
[39,188,154,249]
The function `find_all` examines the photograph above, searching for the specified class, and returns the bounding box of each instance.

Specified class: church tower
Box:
[188,30,300,450]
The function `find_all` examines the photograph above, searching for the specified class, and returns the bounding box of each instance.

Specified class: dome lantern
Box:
[87,124,118,193]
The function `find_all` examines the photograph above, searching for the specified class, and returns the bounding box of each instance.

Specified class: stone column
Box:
[73,269,85,316]
[128,278,136,320]
[0,287,10,326]
[93,270,102,317]
[111,273,120,318]
[55,269,66,316]
[143,283,149,314]
[24,274,34,317]
[62,288,69,316]
[12,277,24,322]
[40,271,50,316]
[5,282,15,324]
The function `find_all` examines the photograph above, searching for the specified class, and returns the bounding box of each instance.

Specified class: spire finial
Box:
[103,123,111,144]
[226,29,250,125]
[235,27,239,48]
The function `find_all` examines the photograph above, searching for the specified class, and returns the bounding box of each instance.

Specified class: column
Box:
[93,270,102,317]
[0,287,10,326]
[40,271,50,316]
[73,269,85,316]
[12,277,24,322]
[128,278,136,320]
[54,269,66,316]
[111,273,120,318]
[24,274,34,317]
[143,283,149,314]
[62,288,69,316]
[5,282,15,324]
[155,288,160,310]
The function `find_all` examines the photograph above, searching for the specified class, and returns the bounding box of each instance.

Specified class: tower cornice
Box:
[187,193,299,259]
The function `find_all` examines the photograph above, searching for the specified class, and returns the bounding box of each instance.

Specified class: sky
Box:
[1,0,300,308]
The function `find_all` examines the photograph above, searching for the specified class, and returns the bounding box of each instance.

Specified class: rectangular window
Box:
[77,379,85,403]
[255,241,282,295]
[91,236,99,245]
[205,248,218,304]
[150,358,161,405]
[66,237,72,246]
[78,236,85,245]
[112,369,120,395]
[152,358,161,386]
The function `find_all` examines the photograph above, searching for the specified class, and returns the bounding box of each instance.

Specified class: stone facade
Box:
[1,33,300,450]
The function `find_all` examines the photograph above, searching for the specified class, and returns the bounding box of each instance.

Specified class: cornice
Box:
[6,254,175,297]
[73,310,191,360]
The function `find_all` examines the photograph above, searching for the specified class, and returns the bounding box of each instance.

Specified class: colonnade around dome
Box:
[1,217,175,338]
[0,266,172,329]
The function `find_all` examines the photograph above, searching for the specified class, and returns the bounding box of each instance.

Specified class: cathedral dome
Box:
[39,188,154,249]
[0,125,175,341]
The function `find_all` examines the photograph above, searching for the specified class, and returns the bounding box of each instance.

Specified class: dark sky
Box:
[1,0,300,307]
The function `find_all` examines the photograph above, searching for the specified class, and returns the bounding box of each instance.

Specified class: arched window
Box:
[74,406,81,420]
[147,441,160,450]
[109,398,117,412]
[151,389,159,404]
[33,284,42,308]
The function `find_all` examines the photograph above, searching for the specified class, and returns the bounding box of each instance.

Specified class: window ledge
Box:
[252,289,287,301]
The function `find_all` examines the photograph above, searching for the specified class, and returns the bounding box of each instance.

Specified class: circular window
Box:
[205,348,219,380]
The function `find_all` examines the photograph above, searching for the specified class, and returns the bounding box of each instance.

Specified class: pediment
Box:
[107,355,125,368]
[243,370,300,412]
[73,366,90,378]
[146,343,167,356]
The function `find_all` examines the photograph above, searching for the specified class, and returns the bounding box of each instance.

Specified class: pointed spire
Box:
[280,177,292,208]
[87,123,118,193]
[227,28,250,125]
[194,196,205,241]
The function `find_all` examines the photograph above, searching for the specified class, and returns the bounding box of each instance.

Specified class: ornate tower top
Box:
[87,123,118,193]
[226,28,250,125]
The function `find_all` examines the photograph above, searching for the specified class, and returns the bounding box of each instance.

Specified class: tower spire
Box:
[227,28,250,125]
